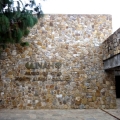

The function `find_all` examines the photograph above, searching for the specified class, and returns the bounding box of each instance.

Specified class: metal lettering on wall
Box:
[25,62,62,69]
[15,62,71,81]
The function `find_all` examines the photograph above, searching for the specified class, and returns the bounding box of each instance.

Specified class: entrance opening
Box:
[115,76,120,98]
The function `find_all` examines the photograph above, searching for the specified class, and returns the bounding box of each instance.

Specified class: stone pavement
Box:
[0,109,118,120]
[103,99,120,119]
[0,99,119,120]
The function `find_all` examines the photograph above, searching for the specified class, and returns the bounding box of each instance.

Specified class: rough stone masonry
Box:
[0,14,116,109]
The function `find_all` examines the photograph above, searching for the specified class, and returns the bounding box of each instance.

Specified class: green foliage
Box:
[37,10,44,18]
[20,42,29,47]
[23,29,30,36]
[15,28,23,43]
[0,15,10,32]
[0,0,43,50]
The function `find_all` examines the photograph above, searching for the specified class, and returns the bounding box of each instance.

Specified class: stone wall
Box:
[103,28,120,60]
[0,15,116,109]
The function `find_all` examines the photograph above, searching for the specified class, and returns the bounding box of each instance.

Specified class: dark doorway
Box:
[115,76,120,98]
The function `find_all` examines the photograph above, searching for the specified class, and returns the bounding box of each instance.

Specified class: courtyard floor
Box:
[0,99,120,120]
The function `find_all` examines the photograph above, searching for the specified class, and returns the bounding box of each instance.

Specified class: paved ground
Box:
[104,99,120,119]
[0,99,120,120]
[0,109,119,120]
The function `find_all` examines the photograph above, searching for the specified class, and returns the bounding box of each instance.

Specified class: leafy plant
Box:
[0,0,43,51]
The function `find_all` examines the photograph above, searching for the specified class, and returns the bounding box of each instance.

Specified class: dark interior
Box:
[115,76,120,98]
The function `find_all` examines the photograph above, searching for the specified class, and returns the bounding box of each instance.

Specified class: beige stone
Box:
[0,14,115,109]
[81,98,87,104]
